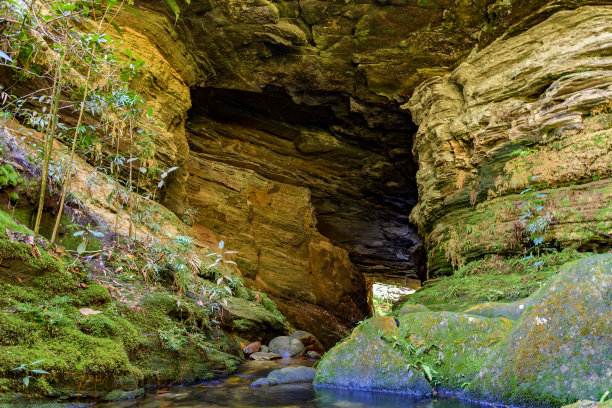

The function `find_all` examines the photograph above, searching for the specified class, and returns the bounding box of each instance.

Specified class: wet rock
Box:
[290,330,325,354]
[260,345,270,353]
[242,342,261,355]
[305,351,321,360]
[249,352,282,361]
[250,366,316,387]
[467,255,612,407]
[269,336,305,357]
[314,317,432,395]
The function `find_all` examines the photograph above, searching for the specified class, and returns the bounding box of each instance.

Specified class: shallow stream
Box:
[100,358,489,408]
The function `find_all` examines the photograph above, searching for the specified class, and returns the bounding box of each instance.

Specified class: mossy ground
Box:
[400,249,593,311]
[0,195,287,403]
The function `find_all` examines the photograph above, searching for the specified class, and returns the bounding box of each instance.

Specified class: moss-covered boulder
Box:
[398,311,513,393]
[467,254,612,407]
[315,311,513,395]
[313,316,432,395]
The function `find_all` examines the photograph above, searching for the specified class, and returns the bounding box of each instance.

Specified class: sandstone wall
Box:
[407,6,612,275]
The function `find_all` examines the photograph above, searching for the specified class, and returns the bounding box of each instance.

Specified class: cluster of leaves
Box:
[0,0,194,250]
[511,149,558,256]
[380,332,439,384]
[12,359,50,388]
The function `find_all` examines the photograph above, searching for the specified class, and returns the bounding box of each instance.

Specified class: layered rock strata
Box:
[407,6,612,275]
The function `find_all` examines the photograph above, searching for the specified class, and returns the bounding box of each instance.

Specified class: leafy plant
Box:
[380,332,439,383]
[72,225,105,256]
[13,360,50,388]
[206,241,237,270]
[157,327,187,352]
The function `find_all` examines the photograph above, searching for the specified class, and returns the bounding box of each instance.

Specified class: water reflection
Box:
[101,359,483,408]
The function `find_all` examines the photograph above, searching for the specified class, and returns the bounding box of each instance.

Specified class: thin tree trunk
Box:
[50,64,92,244]
[34,53,65,235]
[128,120,134,243]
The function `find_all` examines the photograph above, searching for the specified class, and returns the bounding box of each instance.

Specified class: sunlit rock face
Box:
[407,6,612,275]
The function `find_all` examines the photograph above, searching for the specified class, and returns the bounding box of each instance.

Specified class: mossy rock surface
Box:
[314,316,432,395]
[467,254,612,407]
[464,299,531,320]
[562,401,612,408]
[398,311,513,392]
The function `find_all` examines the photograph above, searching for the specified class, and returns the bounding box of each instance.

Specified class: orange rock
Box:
[243,341,261,355]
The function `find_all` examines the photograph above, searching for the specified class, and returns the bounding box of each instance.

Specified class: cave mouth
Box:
[186,85,425,284]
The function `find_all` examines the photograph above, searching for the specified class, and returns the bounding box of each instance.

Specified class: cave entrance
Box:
[186,85,425,315]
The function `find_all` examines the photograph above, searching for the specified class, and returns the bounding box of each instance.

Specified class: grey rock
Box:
[306,351,321,360]
[249,352,282,361]
[269,336,305,357]
[251,366,316,387]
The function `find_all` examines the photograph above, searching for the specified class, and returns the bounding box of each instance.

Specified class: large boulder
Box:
[467,255,612,407]
[268,336,305,358]
[314,317,432,395]
[464,299,531,320]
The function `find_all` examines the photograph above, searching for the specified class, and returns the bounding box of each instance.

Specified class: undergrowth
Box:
[402,249,593,310]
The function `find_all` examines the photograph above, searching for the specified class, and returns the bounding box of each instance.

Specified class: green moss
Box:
[0,314,40,346]
[73,283,112,306]
[403,250,592,310]
[0,164,21,188]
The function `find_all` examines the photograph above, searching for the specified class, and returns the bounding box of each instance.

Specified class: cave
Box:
[187,86,424,283]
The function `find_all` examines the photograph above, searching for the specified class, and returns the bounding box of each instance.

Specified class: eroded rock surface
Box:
[407,6,612,275]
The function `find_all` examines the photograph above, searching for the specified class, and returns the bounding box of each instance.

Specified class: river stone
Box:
[467,255,612,407]
[260,345,270,353]
[306,351,321,360]
[249,352,282,361]
[243,341,261,355]
[290,330,325,354]
[269,336,305,357]
[250,366,316,387]
[313,316,432,395]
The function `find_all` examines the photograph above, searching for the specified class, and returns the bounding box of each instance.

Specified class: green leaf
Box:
[77,241,87,255]
[600,391,610,403]
[73,231,85,237]
[164,0,180,19]
[30,369,50,375]
[30,359,45,366]
[23,376,29,387]
[0,50,13,63]
[90,231,104,238]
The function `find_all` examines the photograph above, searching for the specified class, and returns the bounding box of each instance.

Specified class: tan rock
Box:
[407,7,612,274]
